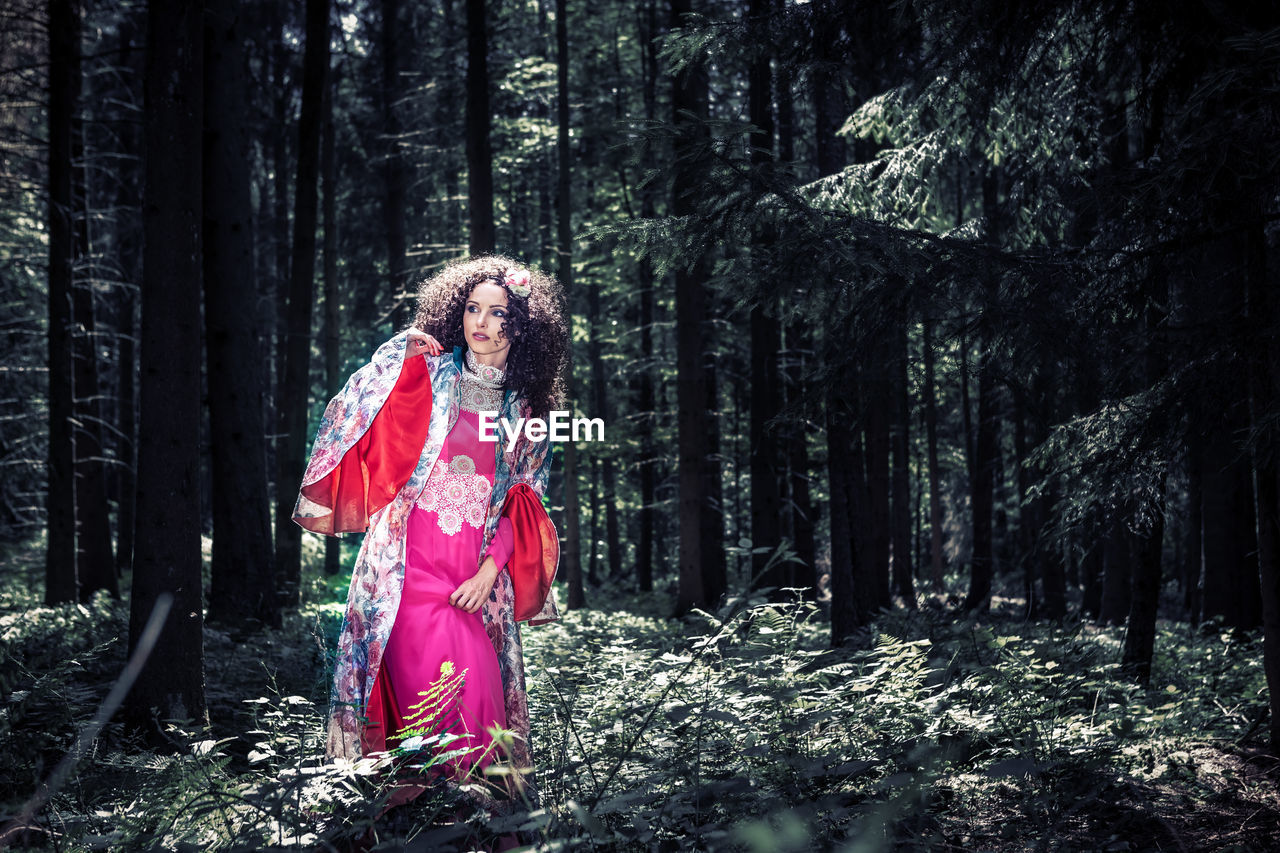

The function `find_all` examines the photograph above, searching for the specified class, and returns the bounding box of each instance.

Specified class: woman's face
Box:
[463,280,512,365]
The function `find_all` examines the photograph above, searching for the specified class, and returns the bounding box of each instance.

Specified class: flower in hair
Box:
[504,268,531,298]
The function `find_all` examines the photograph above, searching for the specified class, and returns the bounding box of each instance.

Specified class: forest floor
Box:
[1,540,1278,851]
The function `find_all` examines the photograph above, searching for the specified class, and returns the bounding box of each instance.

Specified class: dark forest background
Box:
[2,0,1280,849]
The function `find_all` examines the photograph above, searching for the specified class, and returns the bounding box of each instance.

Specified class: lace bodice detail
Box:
[417,453,491,535]
[414,409,497,537]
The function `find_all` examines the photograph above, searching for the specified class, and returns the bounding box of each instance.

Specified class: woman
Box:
[293,255,568,803]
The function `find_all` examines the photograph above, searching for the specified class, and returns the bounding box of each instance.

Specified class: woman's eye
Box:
[466,304,478,313]
[493,309,506,318]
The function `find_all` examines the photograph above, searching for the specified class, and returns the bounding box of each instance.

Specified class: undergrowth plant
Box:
[0,568,1271,851]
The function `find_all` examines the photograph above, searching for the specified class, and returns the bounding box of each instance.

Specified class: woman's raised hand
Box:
[407,329,444,357]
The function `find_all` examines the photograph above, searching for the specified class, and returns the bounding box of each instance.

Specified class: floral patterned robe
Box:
[292,332,559,773]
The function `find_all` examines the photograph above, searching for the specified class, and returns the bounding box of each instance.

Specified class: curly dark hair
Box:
[411,254,569,419]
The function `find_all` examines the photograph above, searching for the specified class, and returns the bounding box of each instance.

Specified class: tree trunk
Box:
[1245,220,1280,753]
[274,0,329,607]
[747,0,783,595]
[70,65,117,600]
[633,0,660,593]
[634,266,656,590]
[847,385,879,618]
[1039,481,1068,619]
[959,339,975,487]
[269,3,290,439]
[1235,460,1263,628]
[1182,430,1203,622]
[922,318,944,594]
[864,353,891,608]
[45,0,79,605]
[812,2,845,180]
[115,280,138,580]
[783,320,817,595]
[1255,416,1280,754]
[1098,518,1131,624]
[1033,361,1066,618]
[773,0,814,595]
[204,0,277,631]
[1122,299,1170,683]
[1121,504,1165,683]
[322,45,341,579]
[466,0,494,253]
[703,354,726,603]
[671,0,719,613]
[586,456,600,585]
[555,0,584,609]
[1081,554,1103,618]
[600,415,621,581]
[582,235,622,581]
[891,320,914,606]
[1201,400,1260,627]
[112,4,144,582]
[126,0,207,732]
[380,0,407,321]
[827,383,862,644]
[1013,389,1032,613]
[964,349,998,612]
[964,169,1000,612]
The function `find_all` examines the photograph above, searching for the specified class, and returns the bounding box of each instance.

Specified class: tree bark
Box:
[827,383,861,644]
[274,0,329,606]
[747,0,784,596]
[1255,419,1280,754]
[466,0,495,253]
[126,0,207,732]
[891,320,914,606]
[772,0,814,595]
[1182,430,1203,622]
[1032,361,1066,618]
[1098,518,1131,624]
[112,4,144,582]
[115,282,137,580]
[964,169,1000,612]
[70,54,117,600]
[964,349,998,612]
[922,318,944,594]
[45,0,79,605]
[204,0,277,631]
[812,0,845,180]
[555,0,584,609]
[633,0,660,593]
[1245,218,1280,753]
[783,321,817,595]
[269,3,290,438]
[322,42,341,579]
[1013,388,1032,613]
[380,0,407,320]
[1202,398,1260,627]
[636,267,656,591]
[1121,299,1170,683]
[672,0,719,613]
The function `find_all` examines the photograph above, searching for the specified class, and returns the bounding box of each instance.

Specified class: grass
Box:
[0,539,1277,851]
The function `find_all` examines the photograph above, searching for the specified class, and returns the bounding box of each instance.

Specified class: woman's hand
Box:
[407,329,444,358]
[450,556,500,613]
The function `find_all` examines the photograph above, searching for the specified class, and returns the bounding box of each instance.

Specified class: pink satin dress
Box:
[374,408,514,779]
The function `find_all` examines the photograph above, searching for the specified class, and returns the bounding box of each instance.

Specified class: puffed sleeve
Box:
[501,408,560,623]
[293,334,434,536]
